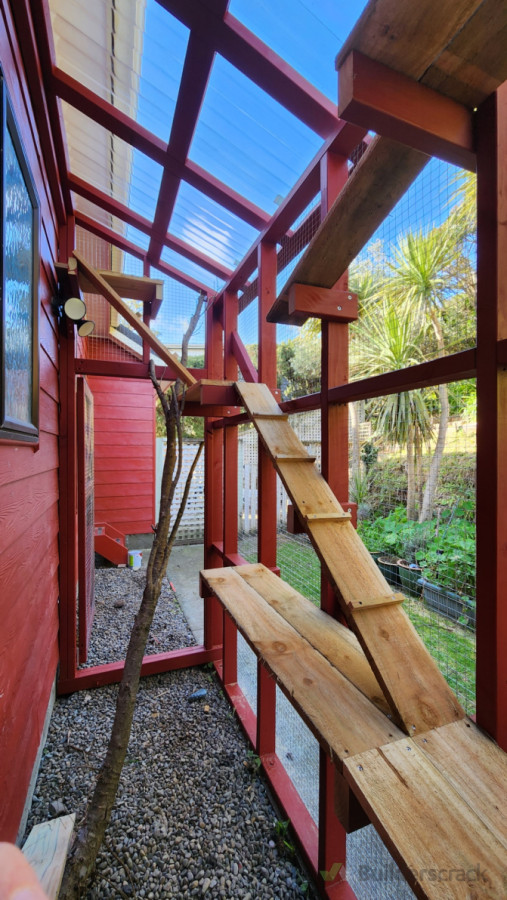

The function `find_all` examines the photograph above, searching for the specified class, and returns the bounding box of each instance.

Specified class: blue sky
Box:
[124,0,461,347]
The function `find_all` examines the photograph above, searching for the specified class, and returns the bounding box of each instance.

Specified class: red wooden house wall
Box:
[0,0,60,841]
[90,376,156,537]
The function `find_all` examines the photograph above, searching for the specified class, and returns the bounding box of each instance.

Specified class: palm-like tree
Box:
[390,225,459,521]
[354,296,433,519]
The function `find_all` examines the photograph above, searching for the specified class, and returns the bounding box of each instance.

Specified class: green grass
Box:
[274,533,476,715]
[276,536,321,605]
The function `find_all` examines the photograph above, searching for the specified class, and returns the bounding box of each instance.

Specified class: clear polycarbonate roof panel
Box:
[170,181,259,273]
[189,55,322,216]
[61,101,163,220]
[229,0,369,100]
[160,247,225,294]
[50,0,189,142]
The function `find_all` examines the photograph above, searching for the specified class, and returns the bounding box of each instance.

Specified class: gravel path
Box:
[27,567,316,899]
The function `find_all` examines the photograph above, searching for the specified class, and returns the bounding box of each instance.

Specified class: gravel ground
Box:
[27,567,316,899]
[80,564,196,668]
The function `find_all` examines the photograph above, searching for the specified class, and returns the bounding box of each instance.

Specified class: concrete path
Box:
[168,543,205,645]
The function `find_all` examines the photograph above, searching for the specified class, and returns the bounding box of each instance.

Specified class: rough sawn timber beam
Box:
[72,252,196,386]
[267,136,429,324]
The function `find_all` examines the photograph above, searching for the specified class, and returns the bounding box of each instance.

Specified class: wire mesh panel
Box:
[237,631,257,715]
[349,162,476,380]
[275,687,320,823]
[347,826,416,900]
[353,383,477,714]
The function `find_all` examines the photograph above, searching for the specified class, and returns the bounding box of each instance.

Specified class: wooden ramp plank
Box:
[414,719,507,850]
[254,419,313,461]
[236,380,464,734]
[22,814,75,899]
[344,741,506,899]
[236,381,285,416]
[201,567,403,767]
[267,137,429,325]
[234,563,391,715]
[72,252,196,386]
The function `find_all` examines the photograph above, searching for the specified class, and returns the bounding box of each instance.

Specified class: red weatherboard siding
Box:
[0,1,60,840]
[90,377,156,535]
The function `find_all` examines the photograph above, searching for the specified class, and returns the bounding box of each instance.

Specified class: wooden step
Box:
[22,814,75,899]
[201,566,402,767]
[233,563,390,715]
[344,730,507,899]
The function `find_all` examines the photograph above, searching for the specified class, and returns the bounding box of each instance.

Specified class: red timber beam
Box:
[157,0,338,138]
[9,0,66,223]
[51,66,270,231]
[317,150,350,894]
[221,290,239,688]
[68,174,231,283]
[337,51,476,171]
[74,212,146,262]
[475,82,507,750]
[203,297,224,649]
[230,330,258,383]
[148,16,228,263]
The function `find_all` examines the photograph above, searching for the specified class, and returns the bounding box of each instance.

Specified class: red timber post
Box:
[58,217,79,685]
[222,289,239,685]
[204,297,224,650]
[256,240,278,757]
[318,152,349,891]
[475,82,507,750]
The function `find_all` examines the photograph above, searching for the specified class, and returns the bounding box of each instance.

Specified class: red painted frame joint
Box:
[288,285,358,323]
[337,50,475,171]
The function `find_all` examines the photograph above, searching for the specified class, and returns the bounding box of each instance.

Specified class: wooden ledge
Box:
[348,591,405,612]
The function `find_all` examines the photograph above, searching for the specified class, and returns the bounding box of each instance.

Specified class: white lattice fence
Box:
[156,439,205,543]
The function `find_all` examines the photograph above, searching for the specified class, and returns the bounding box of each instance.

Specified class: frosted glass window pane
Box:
[4,126,33,425]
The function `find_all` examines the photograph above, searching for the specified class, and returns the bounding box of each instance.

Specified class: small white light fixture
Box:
[77,320,95,337]
[63,296,95,336]
[64,296,86,321]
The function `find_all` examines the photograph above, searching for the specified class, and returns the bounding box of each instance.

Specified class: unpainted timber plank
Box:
[267,137,428,324]
[234,563,391,715]
[276,459,346,519]
[253,419,315,462]
[236,381,285,416]
[72,252,196,386]
[22,814,75,899]
[201,566,402,766]
[407,0,507,109]
[344,740,506,899]
[414,719,507,850]
[334,0,484,81]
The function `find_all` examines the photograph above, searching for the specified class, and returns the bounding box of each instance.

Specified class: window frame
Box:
[0,71,40,443]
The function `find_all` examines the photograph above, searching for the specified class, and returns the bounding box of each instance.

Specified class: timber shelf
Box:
[202,563,507,899]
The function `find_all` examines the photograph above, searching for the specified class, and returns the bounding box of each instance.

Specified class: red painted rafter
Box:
[148,28,221,262]
[157,0,338,137]
[75,212,147,262]
[28,0,73,215]
[10,0,66,223]
[68,174,231,281]
[51,66,270,230]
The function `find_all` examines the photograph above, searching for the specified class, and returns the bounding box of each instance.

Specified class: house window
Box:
[0,72,39,441]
